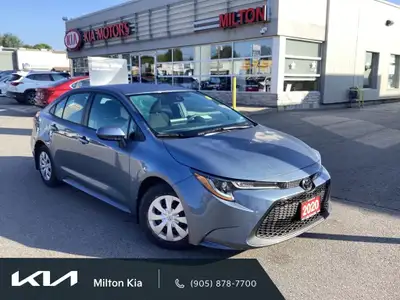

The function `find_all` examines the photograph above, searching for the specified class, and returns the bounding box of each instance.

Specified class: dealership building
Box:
[65,0,400,109]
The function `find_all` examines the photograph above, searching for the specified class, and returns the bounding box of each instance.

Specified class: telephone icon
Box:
[175,279,185,289]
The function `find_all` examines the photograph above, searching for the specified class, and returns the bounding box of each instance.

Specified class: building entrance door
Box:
[131,52,157,83]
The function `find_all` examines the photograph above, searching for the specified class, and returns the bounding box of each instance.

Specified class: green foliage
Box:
[0,33,52,49]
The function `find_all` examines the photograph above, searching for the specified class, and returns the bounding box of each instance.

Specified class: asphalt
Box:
[0,96,399,300]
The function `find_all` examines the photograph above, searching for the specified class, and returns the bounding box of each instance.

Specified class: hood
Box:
[163,125,321,182]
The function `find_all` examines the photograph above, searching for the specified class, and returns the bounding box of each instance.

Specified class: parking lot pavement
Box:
[0,102,399,300]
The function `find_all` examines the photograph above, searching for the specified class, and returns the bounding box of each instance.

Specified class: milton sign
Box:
[64,22,132,51]
[219,5,267,28]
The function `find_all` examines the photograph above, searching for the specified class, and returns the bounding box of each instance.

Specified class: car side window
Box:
[71,79,90,89]
[87,93,130,135]
[62,93,90,124]
[51,74,67,81]
[54,97,67,118]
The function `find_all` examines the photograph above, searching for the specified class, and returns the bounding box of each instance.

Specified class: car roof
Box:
[83,83,191,95]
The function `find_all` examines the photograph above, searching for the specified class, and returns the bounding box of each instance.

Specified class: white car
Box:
[0,75,12,96]
[6,71,70,104]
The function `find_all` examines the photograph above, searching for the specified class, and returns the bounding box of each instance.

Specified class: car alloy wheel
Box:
[26,91,36,105]
[147,195,188,242]
[39,151,52,181]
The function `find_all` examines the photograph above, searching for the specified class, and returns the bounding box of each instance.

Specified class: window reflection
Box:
[157,63,174,76]
[233,58,272,75]
[157,49,173,62]
[173,47,197,61]
[173,77,200,90]
[233,39,272,58]
[201,61,232,75]
[210,44,232,59]
[201,76,231,91]
[236,76,271,92]
[173,62,198,76]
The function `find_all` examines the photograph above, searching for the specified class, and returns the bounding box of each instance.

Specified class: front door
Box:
[75,93,133,206]
[131,52,157,83]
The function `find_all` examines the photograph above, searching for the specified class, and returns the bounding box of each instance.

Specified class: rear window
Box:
[48,78,70,87]
[51,73,70,81]
[9,74,22,81]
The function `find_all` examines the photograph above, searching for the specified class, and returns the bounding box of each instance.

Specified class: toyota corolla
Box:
[31,84,331,250]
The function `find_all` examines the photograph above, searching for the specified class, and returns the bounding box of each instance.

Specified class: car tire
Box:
[24,90,36,105]
[36,146,60,187]
[139,184,191,250]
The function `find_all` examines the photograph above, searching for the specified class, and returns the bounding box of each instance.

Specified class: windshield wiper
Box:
[156,133,188,139]
[196,124,253,136]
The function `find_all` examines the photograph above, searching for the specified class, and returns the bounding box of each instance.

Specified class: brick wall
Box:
[202,91,278,107]
[277,91,321,110]
[199,90,321,110]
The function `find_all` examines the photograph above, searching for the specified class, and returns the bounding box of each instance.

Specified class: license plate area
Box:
[300,196,321,220]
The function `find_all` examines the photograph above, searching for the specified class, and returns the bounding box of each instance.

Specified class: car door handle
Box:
[78,136,89,145]
[50,124,58,131]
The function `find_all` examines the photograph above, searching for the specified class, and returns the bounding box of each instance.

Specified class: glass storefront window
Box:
[233,39,272,58]
[173,77,200,90]
[200,43,233,60]
[157,63,174,76]
[283,77,320,91]
[157,49,173,62]
[201,60,232,76]
[173,47,197,61]
[233,57,272,75]
[236,76,271,92]
[200,76,231,91]
[173,62,199,76]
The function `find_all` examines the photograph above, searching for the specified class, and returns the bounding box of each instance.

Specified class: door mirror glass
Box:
[96,126,126,141]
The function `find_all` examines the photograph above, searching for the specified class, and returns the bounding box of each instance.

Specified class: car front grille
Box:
[255,181,330,239]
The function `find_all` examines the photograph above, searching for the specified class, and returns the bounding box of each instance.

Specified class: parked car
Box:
[6,71,71,104]
[31,84,331,250]
[0,70,17,80]
[0,75,12,96]
[35,76,89,107]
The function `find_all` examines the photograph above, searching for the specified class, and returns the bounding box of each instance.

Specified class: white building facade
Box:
[64,0,400,108]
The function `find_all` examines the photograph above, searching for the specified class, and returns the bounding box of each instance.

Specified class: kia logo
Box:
[300,178,313,192]
[64,29,83,51]
[11,271,78,287]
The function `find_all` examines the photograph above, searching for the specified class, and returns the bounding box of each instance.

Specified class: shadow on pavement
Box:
[0,156,238,259]
[0,128,32,136]
[299,232,400,245]
[251,107,400,213]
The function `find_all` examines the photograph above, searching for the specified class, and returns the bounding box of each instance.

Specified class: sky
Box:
[0,0,127,50]
[1,0,400,51]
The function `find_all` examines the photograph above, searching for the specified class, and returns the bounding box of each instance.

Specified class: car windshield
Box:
[128,91,255,138]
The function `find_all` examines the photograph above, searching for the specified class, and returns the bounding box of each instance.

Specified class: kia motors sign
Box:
[64,22,132,52]
[219,5,267,29]
[64,29,83,51]
[83,22,131,43]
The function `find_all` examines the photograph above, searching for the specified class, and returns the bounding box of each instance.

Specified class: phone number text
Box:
[189,279,257,288]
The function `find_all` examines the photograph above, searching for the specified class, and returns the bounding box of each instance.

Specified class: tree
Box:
[33,43,52,50]
[0,33,23,48]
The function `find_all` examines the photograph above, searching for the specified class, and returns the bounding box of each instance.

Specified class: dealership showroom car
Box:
[31,83,331,250]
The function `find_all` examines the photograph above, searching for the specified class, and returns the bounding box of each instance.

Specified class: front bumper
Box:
[173,166,331,250]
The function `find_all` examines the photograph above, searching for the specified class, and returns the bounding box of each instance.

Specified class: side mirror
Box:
[96,126,126,141]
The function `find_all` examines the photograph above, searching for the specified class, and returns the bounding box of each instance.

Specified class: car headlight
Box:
[193,173,279,201]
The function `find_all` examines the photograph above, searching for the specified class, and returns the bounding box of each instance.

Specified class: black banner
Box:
[0,259,285,300]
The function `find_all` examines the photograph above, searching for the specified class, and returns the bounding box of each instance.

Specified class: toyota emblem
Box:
[300,178,313,191]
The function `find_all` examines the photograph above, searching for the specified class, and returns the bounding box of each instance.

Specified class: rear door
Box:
[47,92,92,182]
[26,73,55,88]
